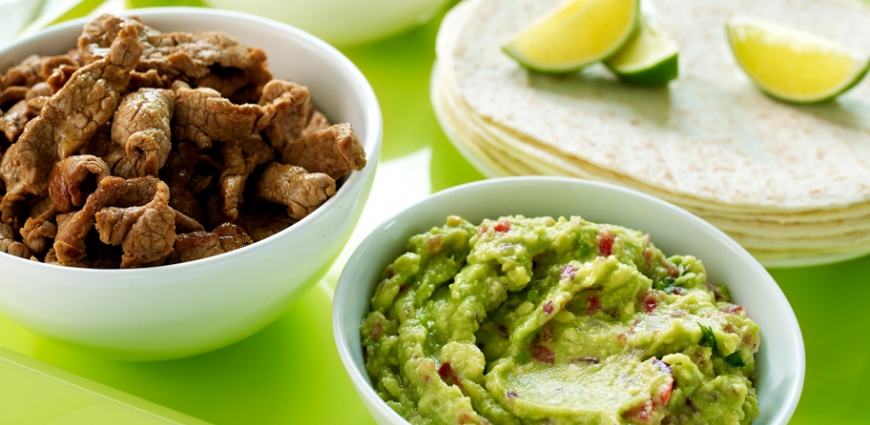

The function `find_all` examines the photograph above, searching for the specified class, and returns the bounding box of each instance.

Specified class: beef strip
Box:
[78,14,271,97]
[194,66,263,104]
[167,222,252,264]
[0,21,143,223]
[53,176,125,264]
[254,162,335,220]
[54,175,175,267]
[127,69,169,92]
[94,178,175,267]
[173,208,205,233]
[111,88,175,177]
[46,64,79,93]
[0,83,50,142]
[1,222,31,258]
[161,142,207,224]
[219,134,274,220]
[0,100,34,142]
[0,86,29,108]
[1,55,45,89]
[172,80,292,149]
[261,80,315,152]
[234,201,297,242]
[48,155,111,213]
[281,123,366,180]
[20,197,58,254]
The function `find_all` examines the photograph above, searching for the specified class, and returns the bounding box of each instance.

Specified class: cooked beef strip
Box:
[168,222,252,264]
[0,21,142,223]
[0,222,31,258]
[78,15,272,97]
[0,86,29,108]
[254,162,335,220]
[54,176,125,264]
[127,69,169,92]
[233,201,297,242]
[48,155,111,213]
[173,208,205,233]
[194,66,260,104]
[281,123,366,180]
[1,55,45,89]
[111,88,175,177]
[301,109,331,138]
[172,80,292,149]
[220,134,274,220]
[54,175,175,267]
[20,197,58,254]
[27,82,52,99]
[162,142,207,224]
[260,80,314,151]
[0,100,33,142]
[46,64,79,93]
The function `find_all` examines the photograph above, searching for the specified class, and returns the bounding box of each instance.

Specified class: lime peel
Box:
[726,16,870,104]
[503,0,640,74]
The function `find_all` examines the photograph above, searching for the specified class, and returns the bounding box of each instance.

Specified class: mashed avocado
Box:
[361,216,761,425]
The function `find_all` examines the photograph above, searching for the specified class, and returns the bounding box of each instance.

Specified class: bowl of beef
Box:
[0,8,381,360]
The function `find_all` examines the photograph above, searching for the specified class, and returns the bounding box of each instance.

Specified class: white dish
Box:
[0,8,382,361]
[207,0,451,47]
[334,176,804,425]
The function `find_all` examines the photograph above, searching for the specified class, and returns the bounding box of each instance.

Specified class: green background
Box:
[2,0,869,423]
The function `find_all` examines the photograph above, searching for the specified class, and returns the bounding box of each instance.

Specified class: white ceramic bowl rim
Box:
[0,7,382,277]
[333,176,805,425]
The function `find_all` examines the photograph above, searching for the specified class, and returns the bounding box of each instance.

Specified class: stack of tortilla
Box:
[432,0,870,265]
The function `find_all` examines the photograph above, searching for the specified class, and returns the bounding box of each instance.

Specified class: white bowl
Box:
[334,177,804,425]
[0,8,382,361]
[207,0,451,47]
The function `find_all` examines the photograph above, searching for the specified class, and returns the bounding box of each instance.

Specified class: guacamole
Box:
[361,216,760,425]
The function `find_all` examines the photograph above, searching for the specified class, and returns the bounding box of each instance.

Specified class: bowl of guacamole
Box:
[333,177,804,425]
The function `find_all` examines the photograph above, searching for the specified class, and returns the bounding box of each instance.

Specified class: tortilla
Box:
[432,0,870,263]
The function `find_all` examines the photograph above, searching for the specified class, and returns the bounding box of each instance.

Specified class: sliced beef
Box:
[1,55,45,89]
[78,14,271,98]
[127,69,169,92]
[219,134,274,220]
[48,155,111,213]
[111,88,175,177]
[46,64,79,93]
[53,176,125,264]
[20,197,58,254]
[173,208,205,233]
[0,86,29,108]
[260,80,315,151]
[0,222,31,258]
[254,162,335,220]
[161,142,207,224]
[0,100,34,142]
[172,80,292,149]
[94,179,175,268]
[281,123,366,180]
[234,201,297,242]
[0,21,143,223]
[167,222,252,264]
[54,176,174,267]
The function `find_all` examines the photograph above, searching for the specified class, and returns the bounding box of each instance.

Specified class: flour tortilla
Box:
[433,0,870,262]
[443,0,870,211]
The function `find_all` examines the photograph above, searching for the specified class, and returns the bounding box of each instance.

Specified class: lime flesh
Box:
[503,0,640,74]
[726,17,870,103]
[605,16,679,85]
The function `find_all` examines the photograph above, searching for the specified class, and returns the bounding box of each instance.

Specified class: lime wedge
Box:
[605,16,678,85]
[503,0,640,74]
[726,17,870,103]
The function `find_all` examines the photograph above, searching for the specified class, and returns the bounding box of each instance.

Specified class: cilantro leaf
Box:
[698,323,718,352]
[724,351,747,368]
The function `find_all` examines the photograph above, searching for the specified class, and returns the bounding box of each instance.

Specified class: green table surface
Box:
[2,2,870,424]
